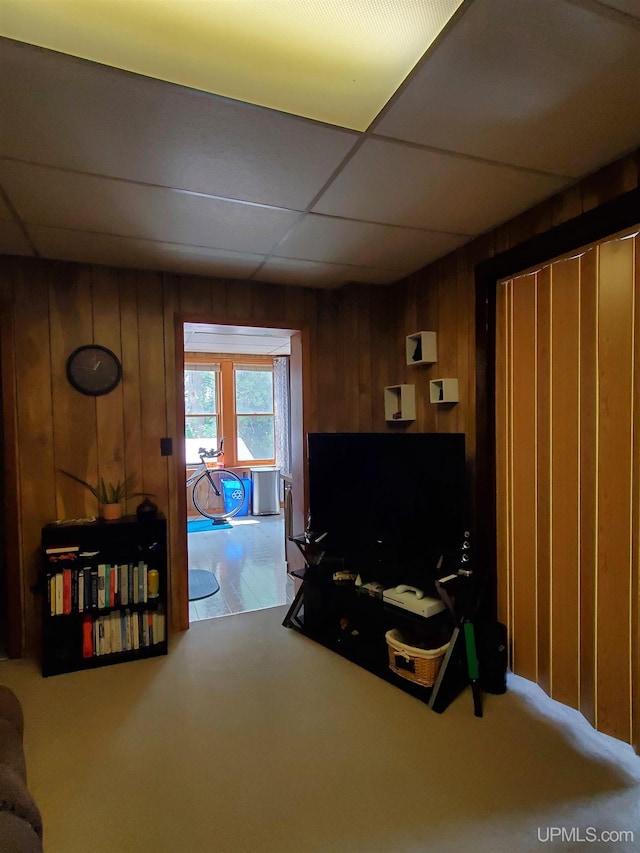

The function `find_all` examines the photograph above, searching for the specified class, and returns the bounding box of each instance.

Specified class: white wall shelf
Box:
[384,384,416,421]
[406,331,437,366]
[429,378,459,404]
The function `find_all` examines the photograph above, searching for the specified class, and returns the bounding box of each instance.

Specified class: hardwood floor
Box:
[188,513,293,622]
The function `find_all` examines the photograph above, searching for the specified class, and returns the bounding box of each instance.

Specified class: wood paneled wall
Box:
[2,146,639,663]
[0,262,412,655]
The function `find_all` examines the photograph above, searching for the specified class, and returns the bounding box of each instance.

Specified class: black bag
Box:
[476,620,508,694]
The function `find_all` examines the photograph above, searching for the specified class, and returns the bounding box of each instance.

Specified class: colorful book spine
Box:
[91,567,99,609]
[109,565,116,607]
[120,564,129,606]
[138,561,146,604]
[98,565,106,608]
[78,570,84,613]
[82,615,93,658]
[62,568,72,615]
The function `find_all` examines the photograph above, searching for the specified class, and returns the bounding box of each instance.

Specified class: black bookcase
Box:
[40,515,168,677]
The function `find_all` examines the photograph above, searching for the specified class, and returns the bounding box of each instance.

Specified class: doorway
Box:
[182,323,298,622]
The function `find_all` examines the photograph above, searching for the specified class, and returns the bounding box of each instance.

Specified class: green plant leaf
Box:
[59,469,154,505]
[59,470,100,502]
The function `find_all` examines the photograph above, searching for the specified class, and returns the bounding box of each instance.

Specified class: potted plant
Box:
[59,470,152,520]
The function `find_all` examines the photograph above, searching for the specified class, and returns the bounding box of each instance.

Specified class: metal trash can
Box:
[251,466,281,516]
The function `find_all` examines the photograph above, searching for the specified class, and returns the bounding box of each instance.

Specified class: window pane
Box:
[237,415,274,460]
[186,416,217,440]
[235,369,273,414]
[185,416,217,464]
[185,368,217,415]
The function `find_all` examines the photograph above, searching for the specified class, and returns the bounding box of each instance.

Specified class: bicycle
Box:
[186,439,246,522]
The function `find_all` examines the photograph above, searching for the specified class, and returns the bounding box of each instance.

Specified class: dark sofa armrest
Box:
[0,765,43,843]
[0,811,43,853]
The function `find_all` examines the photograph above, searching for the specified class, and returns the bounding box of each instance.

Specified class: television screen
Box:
[307,432,468,591]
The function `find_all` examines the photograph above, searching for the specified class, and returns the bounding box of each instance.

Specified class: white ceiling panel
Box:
[184,323,293,355]
[2,0,640,289]
[274,213,471,273]
[29,226,265,278]
[375,0,640,178]
[313,138,569,234]
[185,332,291,356]
[0,161,301,254]
[0,38,359,210]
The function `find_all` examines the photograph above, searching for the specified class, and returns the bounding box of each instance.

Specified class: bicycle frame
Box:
[186,441,225,492]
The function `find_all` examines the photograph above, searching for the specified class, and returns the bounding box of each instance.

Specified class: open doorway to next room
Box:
[183,323,296,623]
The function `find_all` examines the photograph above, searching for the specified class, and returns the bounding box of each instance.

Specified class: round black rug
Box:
[188,569,220,602]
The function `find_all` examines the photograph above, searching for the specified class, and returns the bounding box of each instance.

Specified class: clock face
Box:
[66,345,122,396]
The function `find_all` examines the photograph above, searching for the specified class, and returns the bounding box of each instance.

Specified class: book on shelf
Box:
[139,561,147,604]
[120,564,129,606]
[109,565,116,607]
[90,567,98,609]
[62,568,72,615]
[71,570,79,612]
[78,570,84,613]
[48,576,56,616]
[45,545,80,556]
[54,574,62,615]
[82,615,93,658]
[131,611,140,650]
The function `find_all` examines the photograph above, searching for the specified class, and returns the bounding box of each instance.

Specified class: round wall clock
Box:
[66,345,122,397]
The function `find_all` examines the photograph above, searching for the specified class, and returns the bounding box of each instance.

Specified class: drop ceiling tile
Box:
[186,331,291,355]
[185,322,296,337]
[255,257,402,288]
[376,0,640,177]
[0,39,359,209]
[0,161,300,254]
[314,139,569,234]
[29,226,265,278]
[273,213,470,273]
[0,219,33,255]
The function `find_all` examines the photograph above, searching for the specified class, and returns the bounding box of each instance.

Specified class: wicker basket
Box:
[385,629,449,688]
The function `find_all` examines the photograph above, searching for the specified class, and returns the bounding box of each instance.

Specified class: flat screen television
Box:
[307,432,468,592]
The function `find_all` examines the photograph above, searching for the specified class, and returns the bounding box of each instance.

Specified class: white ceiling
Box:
[184,323,292,356]
[2,0,640,290]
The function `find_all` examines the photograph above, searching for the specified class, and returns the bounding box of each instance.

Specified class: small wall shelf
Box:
[429,378,459,404]
[384,384,416,421]
[406,331,437,366]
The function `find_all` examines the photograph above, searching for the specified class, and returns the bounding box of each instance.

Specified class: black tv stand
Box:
[283,555,478,714]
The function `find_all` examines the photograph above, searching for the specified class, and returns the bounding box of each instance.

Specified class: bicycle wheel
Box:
[192,469,246,521]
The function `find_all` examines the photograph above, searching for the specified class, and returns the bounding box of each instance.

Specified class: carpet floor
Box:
[1,608,639,853]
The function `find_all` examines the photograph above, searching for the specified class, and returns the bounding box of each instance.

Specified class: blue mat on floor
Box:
[187,519,232,533]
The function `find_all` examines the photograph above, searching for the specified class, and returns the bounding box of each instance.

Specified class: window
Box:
[235,365,275,462]
[184,355,276,467]
[184,363,219,464]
